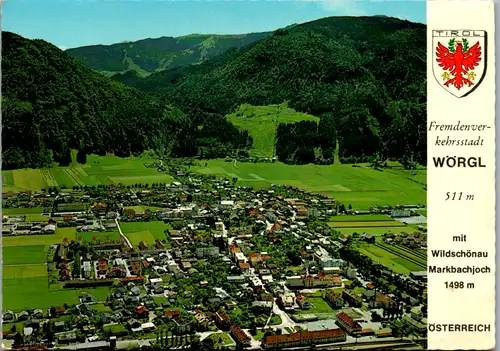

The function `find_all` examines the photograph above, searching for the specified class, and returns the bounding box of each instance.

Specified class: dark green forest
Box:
[2,16,427,170]
[125,16,427,166]
[1,32,251,170]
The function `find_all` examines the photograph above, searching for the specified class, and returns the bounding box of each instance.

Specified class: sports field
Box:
[2,154,173,192]
[194,160,427,209]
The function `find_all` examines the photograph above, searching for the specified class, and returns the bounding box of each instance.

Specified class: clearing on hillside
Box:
[226,103,319,157]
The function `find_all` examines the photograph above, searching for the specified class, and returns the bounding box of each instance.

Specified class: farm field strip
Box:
[393,244,427,260]
[1,154,173,192]
[377,242,427,264]
[374,243,426,268]
[329,214,393,222]
[357,245,422,274]
[327,221,406,228]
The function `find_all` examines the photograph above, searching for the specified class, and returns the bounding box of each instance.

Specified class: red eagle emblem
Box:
[435,38,482,90]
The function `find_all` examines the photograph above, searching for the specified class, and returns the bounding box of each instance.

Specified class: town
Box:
[2,170,428,350]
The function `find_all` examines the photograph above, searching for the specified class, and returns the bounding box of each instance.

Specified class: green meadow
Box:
[120,221,170,247]
[2,153,173,192]
[1,226,112,311]
[226,104,319,157]
[2,153,426,210]
[193,159,427,209]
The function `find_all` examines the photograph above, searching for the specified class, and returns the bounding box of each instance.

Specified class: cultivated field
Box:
[226,104,319,157]
[2,207,57,222]
[194,160,427,209]
[355,239,427,274]
[327,221,406,228]
[2,153,173,192]
[333,227,413,235]
[1,225,112,311]
[2,153,426,210]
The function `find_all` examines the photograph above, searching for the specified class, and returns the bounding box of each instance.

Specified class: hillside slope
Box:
[66,32,272,77]
[128,16,427,166]
[226,104,319,157]
[1,32,199,170]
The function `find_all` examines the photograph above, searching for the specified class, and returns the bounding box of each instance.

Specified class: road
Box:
[115,217,133,250]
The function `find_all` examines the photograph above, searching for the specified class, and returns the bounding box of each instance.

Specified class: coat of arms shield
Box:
[432,30,487,98]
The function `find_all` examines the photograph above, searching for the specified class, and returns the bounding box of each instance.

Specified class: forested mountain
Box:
[66,32,272,77]
[1,32,251,170]
[125,16,427,166]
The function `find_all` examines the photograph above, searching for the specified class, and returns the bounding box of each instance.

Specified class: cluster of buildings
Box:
[3,173,427,349]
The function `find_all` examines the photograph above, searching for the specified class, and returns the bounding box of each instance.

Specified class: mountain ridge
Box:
[66,31,273,77]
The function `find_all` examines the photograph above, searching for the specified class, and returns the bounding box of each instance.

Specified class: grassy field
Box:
[329,214,393,222]
[2,153,173,192]
[226,104,319,157]
[75,231,120,242]
[2,207,56,222]
[1,225,113,311]
[3,245,48,265]
[194,160,426,209]
[123,206,164,213]
[332,227,413,235]
[327,221,406,228]
[120,221,169,247]
[2,152,426,210]
[296,297,334,315]
[3,274,110,311]
[2,227,76,248]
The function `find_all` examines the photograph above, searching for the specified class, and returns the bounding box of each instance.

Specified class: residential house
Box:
[342,290,363,308]
[251,301,273,314]
[296,295,311,310]
[165,310,181,320]
[368,292,393,309]
[135,306,149,319]
[3,311,14,322]
[54,321,65,333]
[17,311,29,321]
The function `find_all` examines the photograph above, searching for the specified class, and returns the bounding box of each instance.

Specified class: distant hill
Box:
[226,104,319,157]
[127,16,427,166]
[66,32,272,77]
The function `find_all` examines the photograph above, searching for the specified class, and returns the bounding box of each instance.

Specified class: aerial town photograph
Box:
[1,0,427,350]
